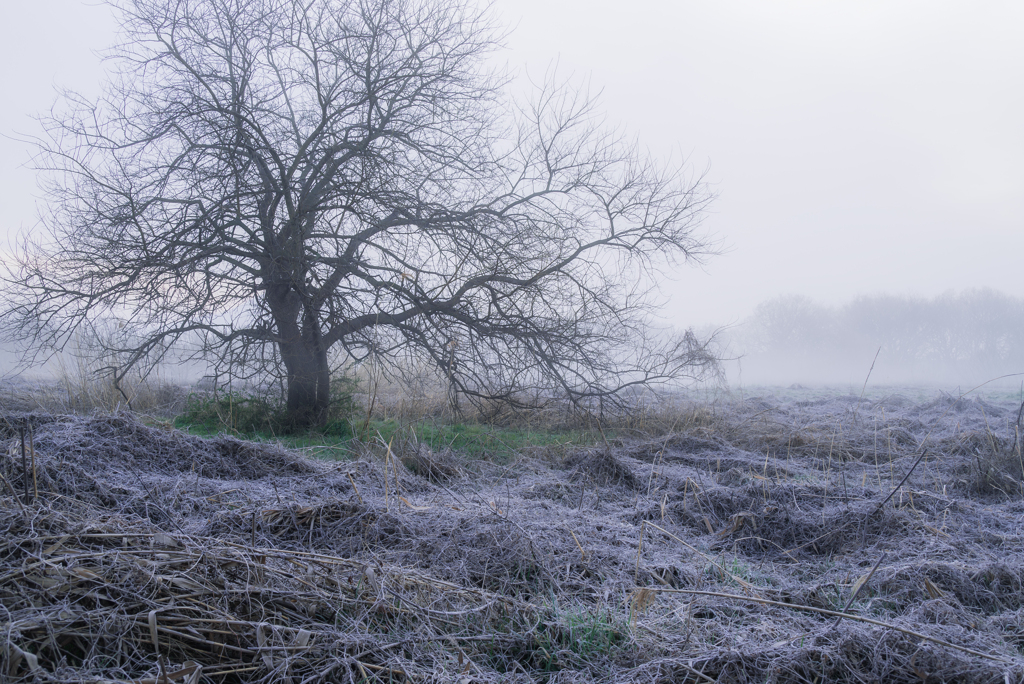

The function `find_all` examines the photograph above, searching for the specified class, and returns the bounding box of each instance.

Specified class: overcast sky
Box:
[2,0,1021,331]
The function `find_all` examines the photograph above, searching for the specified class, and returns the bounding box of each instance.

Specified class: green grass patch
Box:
[173,384,611,462]
[362,419,605,461]
[532,602,630,671]
[175,399,606,462]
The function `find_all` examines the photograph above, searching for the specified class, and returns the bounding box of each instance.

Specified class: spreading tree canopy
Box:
[4,0,717,427]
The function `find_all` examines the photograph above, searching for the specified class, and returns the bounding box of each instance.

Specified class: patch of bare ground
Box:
[1,390,1023,682]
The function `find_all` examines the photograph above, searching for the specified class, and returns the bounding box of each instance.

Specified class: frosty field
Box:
[2,388,1023,682]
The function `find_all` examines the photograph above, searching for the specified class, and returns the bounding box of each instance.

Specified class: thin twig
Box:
[0,469,26,514]
[20,427,29,504]
[830,552,885,630]
[851,346,881,426]
[871,450,929,517]
[29,426,37,502]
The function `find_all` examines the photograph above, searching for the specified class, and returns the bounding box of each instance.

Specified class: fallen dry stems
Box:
[639,588,1015,665]
[1,518,538,682]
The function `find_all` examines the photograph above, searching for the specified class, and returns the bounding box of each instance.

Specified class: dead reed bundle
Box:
[0,506,534,683]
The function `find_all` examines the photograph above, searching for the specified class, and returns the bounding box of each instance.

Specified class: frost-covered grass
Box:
[2,388,1024,682]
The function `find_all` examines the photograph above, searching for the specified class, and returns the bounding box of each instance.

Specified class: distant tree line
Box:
[731,290,1024,386]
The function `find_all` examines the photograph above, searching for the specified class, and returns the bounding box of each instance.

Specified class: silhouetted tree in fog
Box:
[2,0,717,427]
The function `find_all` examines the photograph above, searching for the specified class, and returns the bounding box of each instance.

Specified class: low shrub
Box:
[175,375,359,437]
[175,392,282,434]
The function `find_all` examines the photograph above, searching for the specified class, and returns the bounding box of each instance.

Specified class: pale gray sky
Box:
[2,0,1022,330]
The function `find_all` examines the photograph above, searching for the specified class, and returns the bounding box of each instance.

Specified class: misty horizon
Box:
[0,1,1021,396]
[3,287,1021,394]
[2,1,1022,335]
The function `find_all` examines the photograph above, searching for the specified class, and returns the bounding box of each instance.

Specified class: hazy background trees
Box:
[726,289,1024,387]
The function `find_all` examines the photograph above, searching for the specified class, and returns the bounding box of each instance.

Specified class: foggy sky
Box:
[2,0,1022,332]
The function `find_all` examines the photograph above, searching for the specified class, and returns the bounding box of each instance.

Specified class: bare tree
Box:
[3,0,716,427]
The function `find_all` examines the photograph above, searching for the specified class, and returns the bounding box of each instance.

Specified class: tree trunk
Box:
[268,286,331,430]
[281,337,331,429]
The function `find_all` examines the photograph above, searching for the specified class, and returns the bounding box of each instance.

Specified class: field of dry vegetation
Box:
[1,383,1023,683]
